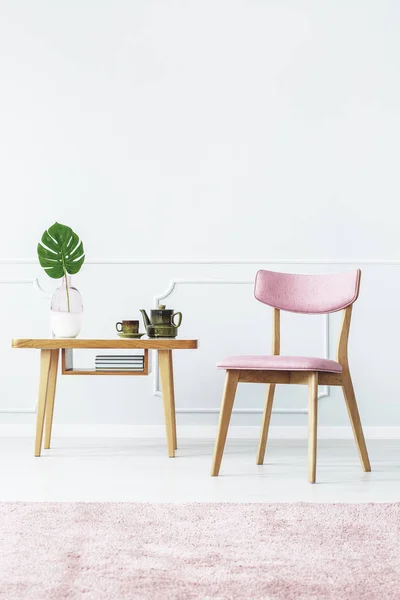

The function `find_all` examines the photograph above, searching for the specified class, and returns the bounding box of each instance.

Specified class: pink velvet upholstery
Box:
[217,355,342,373]
[254,269,361,314]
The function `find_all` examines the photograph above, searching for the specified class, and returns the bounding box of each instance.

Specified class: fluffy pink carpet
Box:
[0,503,398,599]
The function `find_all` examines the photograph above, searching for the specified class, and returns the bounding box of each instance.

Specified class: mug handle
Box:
[116,322,123,332]
[171,312,182,328]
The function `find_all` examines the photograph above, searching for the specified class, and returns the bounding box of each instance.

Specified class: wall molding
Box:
[170,407,309,414]
[152,278,330,414]
[0,278,48,414]
[0,277,48,297]
[0,258,386,418]
[0,424,399,439]
[2,257,400,265]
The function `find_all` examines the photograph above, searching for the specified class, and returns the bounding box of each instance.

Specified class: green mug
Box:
[116,320,139,334]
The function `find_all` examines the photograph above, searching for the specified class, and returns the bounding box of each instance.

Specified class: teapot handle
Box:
[171,312,182,328]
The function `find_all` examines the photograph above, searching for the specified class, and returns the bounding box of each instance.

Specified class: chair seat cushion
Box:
[217,355,342,373]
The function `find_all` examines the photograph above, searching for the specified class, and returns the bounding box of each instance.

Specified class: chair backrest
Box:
[254,269,361,314]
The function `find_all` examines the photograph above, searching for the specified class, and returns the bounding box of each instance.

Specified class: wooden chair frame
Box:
[211,304,371,483]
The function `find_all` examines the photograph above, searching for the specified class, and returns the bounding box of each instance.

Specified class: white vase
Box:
[50,311,83,338]
[50,276,83,338]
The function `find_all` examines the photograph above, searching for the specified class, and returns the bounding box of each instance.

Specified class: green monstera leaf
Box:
[37,222,85,279]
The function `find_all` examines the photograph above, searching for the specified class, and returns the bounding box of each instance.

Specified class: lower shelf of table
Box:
[61,349,150,376]
[62,369,149,376]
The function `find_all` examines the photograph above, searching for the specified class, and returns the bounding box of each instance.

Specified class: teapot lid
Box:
[155,304,175,311]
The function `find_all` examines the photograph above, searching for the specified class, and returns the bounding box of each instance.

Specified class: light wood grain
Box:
[256,384,276,465]
[308,372,318,483]
[144,349,150,376]
[257,308,280,465]
[13,338,198,350]
[168,351,177,450]
[337,305,353,366]
[211,370,239,476]
[337,303,371,472]
[342,371,371,472]
[44,350,59,449]
[35,350,52,457]
[158,350,176,458]
[62,369,150,376]
[272,307,280,355]
[14,337,196,459]
[239,370,343,386]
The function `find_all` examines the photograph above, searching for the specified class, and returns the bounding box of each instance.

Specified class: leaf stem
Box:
[64,272,71,313]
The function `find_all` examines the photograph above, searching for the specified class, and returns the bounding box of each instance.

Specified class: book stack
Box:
[95,354,145,371]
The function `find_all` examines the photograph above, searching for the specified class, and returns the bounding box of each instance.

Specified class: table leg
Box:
[44,349,59,449]
[35,349,52,457]
[158,349,176,458]
[168,351,177,450]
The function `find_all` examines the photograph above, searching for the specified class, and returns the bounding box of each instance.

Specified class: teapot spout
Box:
[140,309,151,329]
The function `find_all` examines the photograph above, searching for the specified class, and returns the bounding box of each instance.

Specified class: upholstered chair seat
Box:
[217,355,342,373]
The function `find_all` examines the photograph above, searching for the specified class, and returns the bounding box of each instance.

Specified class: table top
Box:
[12,338,198,350]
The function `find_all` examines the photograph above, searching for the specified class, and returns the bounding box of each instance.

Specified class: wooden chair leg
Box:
[308,372,318,483]
[257,383,276,465]
[35,349,52,457]
[341,371,371,472]
[211,370,239,476]
[44,350,59,449]
[158,350,175,458]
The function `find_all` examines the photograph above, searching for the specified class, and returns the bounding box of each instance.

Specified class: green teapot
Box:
[140,305,182,338]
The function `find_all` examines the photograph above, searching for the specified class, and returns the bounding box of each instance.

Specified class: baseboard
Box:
[1,424,400,439]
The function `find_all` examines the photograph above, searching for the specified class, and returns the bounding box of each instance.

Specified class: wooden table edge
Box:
[12,338,198,350]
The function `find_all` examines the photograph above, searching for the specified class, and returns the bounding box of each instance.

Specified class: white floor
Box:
[1,437,399,503]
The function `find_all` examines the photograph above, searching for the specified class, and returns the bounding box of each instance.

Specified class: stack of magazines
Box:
[95,354,144,371]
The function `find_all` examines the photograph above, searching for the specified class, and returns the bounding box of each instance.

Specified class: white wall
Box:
[0,1,399,430]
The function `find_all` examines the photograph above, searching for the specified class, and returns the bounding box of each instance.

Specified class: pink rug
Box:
[0,503,398,599]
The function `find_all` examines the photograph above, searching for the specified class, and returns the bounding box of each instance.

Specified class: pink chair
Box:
[211,269,371,483]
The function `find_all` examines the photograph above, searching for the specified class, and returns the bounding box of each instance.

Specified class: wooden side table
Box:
[12,338,198,458]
